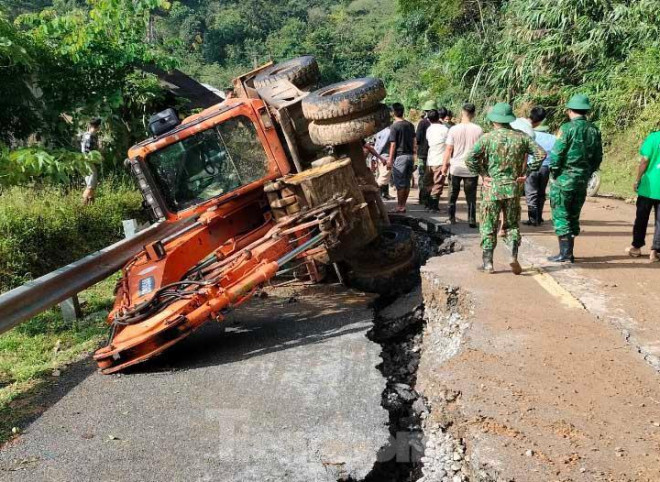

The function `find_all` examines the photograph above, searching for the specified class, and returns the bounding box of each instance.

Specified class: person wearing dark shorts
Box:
[388,103,416,213]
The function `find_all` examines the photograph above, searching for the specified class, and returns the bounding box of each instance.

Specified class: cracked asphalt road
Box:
[0,285,388,482]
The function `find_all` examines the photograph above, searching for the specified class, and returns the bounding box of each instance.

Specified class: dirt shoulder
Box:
[411,194,660,481]
[418,244,660,481]
[520,197,660,371]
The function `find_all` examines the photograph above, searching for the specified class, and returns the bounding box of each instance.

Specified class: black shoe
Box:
[524,208,538,226]
[428,198,440,212]
[448,205,456,223]
[479,249,495,273]
[547,236,574,263]
[469,222,477,229]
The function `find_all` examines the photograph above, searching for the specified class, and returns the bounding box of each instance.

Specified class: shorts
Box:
[392,155,414,190]
[376,158,392,186]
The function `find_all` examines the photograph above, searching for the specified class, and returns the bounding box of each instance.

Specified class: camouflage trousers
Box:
[550,183,587,237]
[479,197,522,250]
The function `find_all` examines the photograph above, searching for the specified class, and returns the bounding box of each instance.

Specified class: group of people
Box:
[367,94,660,274]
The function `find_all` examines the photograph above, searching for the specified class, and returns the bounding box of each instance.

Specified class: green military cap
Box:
[421,100,438,111]
[566,94,591,111]
[487,103,516,124]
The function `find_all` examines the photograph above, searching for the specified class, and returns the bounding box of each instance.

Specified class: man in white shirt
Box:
[524,107,556,225]
[442,103,483,227]
[372,126,392,199]
[511,115,535,139]
[424,108,450,211]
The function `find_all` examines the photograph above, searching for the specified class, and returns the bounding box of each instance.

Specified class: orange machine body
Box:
[94,98,313,373]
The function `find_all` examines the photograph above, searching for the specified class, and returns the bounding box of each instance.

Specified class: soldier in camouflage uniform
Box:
[467,103,546,274]
[548,94,603,263]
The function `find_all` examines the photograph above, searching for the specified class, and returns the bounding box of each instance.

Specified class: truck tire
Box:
[587,171,601,197]
[302,78,386,121]
[344,224,418,296]
[308,104,390,146]
[347,255,420,296]
[253,56,320,90]
[349,224,414,269]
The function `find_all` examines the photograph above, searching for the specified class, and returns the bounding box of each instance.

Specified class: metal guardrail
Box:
[0,220,187,336]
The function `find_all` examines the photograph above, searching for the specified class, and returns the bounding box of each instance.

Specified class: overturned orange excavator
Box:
[93,57,417,374]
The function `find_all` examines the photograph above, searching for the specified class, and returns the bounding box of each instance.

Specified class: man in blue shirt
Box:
[524,107,556,226]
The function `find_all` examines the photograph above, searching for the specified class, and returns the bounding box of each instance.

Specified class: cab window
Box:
[146,116,269,212]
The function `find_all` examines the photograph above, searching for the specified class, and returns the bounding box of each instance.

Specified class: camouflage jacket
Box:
[549,117,603,190]
[466,126,546,201]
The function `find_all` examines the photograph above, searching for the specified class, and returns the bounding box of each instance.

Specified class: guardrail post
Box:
[59,295,82,323]
[122,219,140,239]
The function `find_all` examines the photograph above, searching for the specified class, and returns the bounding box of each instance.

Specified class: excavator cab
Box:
[128,99,292,223]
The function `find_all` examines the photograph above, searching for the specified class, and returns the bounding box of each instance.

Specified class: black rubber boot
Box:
[509,242,522,275]
[524,209,538,226]
[428,197,439,212]
[479,249,494,273]
[536,209,544,225]
[547,236,574,263]
[448,204,457,224]
[468,210,477,228]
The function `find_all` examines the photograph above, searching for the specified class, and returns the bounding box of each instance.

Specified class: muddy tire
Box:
[347,255,419,296]
[253,56,320,90]
[302,78,386,121]
[308,104,390,146]
[350,224,414,269]
[345,224,419,296]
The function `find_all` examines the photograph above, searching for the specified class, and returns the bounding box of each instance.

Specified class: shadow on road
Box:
[122,283,375,375]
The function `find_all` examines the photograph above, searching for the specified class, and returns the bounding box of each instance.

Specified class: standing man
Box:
[81,118,101,205]
[524,107,556,226]
[466,103,546,274]
[511,115,535,139]
[371,124,393,200]
[424,108,449,211]
[442,103,483,227]
[388,103,416,213]
[626,130,660,262]
[548,94,603,263]
[416,100,436,207]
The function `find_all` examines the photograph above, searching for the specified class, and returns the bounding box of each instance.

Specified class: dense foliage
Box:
[4,0,660,183]
[0,0,173,183]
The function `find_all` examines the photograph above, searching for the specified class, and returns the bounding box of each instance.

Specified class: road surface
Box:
[0,285,388,482]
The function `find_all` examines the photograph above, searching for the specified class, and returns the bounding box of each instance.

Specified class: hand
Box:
[441,166,449,176]
[482,177,492,188]
[82,187,95,205]
[516,176,526,184]
[387,161,393,171]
